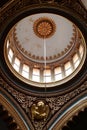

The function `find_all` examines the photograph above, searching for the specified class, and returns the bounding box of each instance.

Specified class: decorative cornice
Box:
[14,24,76,63]
[8,24,80,68]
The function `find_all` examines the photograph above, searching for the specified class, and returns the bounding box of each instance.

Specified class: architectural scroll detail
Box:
[0,74,87,129]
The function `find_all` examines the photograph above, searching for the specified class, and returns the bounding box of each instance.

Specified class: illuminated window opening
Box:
[44,69,51,83]
[54,67,62,81]
[32,68,40,82]
[73,54,80,69]
[22,64,29,79]
[13,57,20,72]
[74,60,80,68]
[8,48,13,63]
[65,62,72,76]
[7,39,10,48]
[79,45,84,58]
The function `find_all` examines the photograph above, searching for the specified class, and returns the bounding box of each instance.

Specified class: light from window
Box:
[13,57,20,72]
[73,54,78,63]
[44,69,51,83]
[65,62,72,76]
[22,64,29,79]
[32,68,40,82]
[7,39,10,48]
[74,60,80,68]
[8,49,13,63]
[73,54,80,69]
[79,45,83,58]
[54,67,62,81]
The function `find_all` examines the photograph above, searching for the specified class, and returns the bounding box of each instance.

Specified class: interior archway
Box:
[0,93,28,130]
[62,107,87,130]
[49,96,87,130]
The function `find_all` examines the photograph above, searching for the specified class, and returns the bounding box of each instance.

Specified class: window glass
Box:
[73,54,78,63]
[44,69,51,82]
[65,62,72,76]
[22,64,29,79]
[73,54,80,69]
[54,67,62,81]
[13,57,20,72]
[79,45,83,58]
[8,49,13,63]
[54,67,61,74]
[7,39,10,48]
[74,60,80,68]
[32,68,40,82]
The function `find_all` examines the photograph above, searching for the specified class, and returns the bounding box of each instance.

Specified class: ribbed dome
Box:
[4,13,86,87]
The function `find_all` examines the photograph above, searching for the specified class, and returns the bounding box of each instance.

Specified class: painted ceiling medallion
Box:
[33,17,56,38]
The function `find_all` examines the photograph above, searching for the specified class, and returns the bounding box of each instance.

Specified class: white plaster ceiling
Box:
[15,13,74,63]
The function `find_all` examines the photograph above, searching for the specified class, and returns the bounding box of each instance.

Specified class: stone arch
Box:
[49,95,87,130]
[62,107,87,130]
[0,94,28,130]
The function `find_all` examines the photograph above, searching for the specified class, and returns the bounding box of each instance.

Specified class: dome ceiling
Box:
[14,13,74,63]
[4,12,86,88]
[0,1,87,130]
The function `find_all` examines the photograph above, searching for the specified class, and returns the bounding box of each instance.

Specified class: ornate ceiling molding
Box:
[13,24,76,63]
[7,24,81,69]
[33,17,56,38]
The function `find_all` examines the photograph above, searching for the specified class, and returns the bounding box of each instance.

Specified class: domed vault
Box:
[0,0,87,130]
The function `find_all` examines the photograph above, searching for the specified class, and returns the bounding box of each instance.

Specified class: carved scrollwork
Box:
[0,74,87,129]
